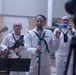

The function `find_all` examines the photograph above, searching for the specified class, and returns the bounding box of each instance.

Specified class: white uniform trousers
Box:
[55,52,73,75]
[27,65,51,75]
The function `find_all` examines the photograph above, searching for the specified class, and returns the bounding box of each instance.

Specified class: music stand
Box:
[0,58,8,71]
[0,58,8,75]
[9,58,31,72]
[0,58,31,74]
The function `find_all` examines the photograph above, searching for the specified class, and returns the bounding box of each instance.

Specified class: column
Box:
[47,0,53,27]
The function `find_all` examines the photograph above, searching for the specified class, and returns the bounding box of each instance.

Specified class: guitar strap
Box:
[12,33,24,42]
[12,33,24,50]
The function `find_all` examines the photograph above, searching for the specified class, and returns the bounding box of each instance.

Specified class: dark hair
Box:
[35,14,46,21]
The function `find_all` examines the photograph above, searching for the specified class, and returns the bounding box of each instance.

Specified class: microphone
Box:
[38,26,42,45]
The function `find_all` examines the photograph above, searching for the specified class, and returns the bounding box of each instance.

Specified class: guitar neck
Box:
[0,26,8,33]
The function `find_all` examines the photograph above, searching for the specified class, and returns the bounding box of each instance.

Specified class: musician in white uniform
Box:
[0,22,29,75]
[25,14,60,75]
[53,16,75,75]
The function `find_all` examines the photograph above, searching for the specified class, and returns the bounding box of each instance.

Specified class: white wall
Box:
[52,0,71,18]
[1,0,71,18]
[2,16,29,39]
[2,0,47,17]
[0,0,3,14]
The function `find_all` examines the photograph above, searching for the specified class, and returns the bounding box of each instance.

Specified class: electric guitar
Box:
[8,46,24,58]
[0,46,23,58]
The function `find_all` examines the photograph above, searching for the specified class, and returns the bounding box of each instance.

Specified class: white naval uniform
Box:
[54,28,75,75]
[0,31,29,75]
[25,28,59,75]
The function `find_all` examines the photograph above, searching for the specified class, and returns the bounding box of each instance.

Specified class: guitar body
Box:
[8,50,19,58]
[0,49,20,58]
[8,46,23,58]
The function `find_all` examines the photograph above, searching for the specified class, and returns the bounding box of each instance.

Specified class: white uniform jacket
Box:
[0,31,28,58]
[25,28,59,66]
[53,28,75,56]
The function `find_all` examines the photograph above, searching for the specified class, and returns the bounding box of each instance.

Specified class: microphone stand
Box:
[37,29,42,75]
[37,44,41,75]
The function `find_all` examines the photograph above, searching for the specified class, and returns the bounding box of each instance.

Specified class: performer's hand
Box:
[55,29,61,39]
[68,24,74,35]
[1,49,9,58]
[58,25,63,30]
[36,45,42,53]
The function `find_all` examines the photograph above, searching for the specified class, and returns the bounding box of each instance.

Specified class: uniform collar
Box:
[33,27,46,34]
[62,28,69,33]
[12,31,24,36]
